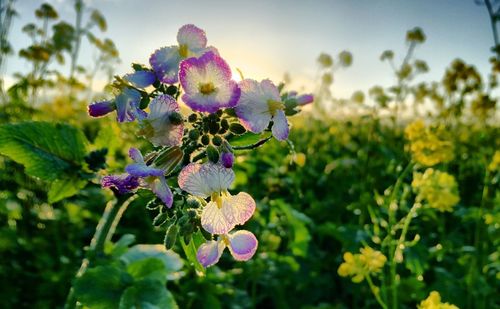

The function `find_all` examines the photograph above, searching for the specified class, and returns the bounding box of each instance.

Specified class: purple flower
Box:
[178,162,255,235]
[88,100,115,117]
[235,79,289,141]
[125,148,173,207]
[149,24,216,84]
[115,88,147,123]
[101,174,140,194]
[196,230,258,267]
[137,94,184,147]
[285,91,314,106]
[220,152,234,168]
[124,71,156,88]
[179,51,240,113]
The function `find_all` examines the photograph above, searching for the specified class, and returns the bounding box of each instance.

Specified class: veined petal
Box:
[115,88,142,122]
[201,201,234,234]
[128,147,144,163]
[271,110,289,141]
[148,176,173,208]
[177,24,207,50]
[202,163,235,194]
[196,239,225,267]
[101,174,139,194]
[149,46,181,84]
[125,163,164,178]
[178,163,213,198]
[227,230,258,261]
[221,192,256,226]
[146,94,184,146]
[124,71,156,88]
[235,79,273,133]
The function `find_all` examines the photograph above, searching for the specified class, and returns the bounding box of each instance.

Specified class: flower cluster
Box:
[418,291,459,309]
[337,246,387,283]
[89,24,312,268]
[412,168,460,212]
[404,119,454,166]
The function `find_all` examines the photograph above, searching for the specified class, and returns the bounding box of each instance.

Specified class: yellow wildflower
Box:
[412,169,460,212]
[489,151,500,172]
[418,291,459,309]
[338,246,387,283]
[404,119,454,166]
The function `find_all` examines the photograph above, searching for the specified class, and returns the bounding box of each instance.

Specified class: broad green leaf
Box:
[47,177,86,203]
[73,265,132,309]
[0,122,87,181]
[119,279,178,309]
[107,234,136,258]
[121,244,184,280]
[126,258,168,284]
[230,132,271,147]
[180,231,206,276]
[273,199,311,257]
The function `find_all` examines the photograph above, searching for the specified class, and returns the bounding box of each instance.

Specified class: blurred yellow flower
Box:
[412,169,460,212]
[404,119,454,166]
[338,246,387,283]
[489,151,500,172]
[418,291,459,309]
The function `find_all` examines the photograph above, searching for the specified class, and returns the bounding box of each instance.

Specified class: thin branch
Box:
[233,136,273,150]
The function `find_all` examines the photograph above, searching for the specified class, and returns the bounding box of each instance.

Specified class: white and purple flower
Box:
[149,24,215,84]
[123,70,156,88]
[101,174,140,194]
[125,148,173,207]
[196,230,258,267]
[178,162,255,235]
[137,94,184,147]
[234,79,289,141]
[115,88,147,123]
[179,51,241,113]
[285,91,314,106]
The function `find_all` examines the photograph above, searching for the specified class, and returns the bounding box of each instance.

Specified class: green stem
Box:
[64,194,135,309]
[393,203,419,262]
[366,275,388,309]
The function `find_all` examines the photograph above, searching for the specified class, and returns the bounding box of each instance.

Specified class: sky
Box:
[3,0,496,99]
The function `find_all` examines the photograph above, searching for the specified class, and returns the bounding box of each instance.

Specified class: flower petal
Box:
[149,46,181,84]
[178,163,213,198]
[228,230,258,261]
[101,174,140,194]
[148,176,173,208]
[201,201,234,234]
[128,147,144,163]
[115,88,142,122]
[271,110,289,141]
[296,94,314,106]
[221,192,256,226]
[203,163,235,194]
[125,163,164,178]
[88,100,115,117]
[196,239,225,267]
[235,79,273,133]
[124,71,156,88]
[177,24,207,50]
[145,94,184,146]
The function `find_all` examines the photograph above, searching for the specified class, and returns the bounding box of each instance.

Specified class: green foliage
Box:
[0,122,87,181]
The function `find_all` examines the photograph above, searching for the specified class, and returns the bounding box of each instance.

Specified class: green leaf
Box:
[107,234,136,258]
[121,244,184,280]
[126,258,168,284]
[90,10,107,31]
[180,231,206,276]
[230,132,271,147]
[273,199,311,257]
[73,265,132,309]
[119,279,178,309]
[47,176,87,203]
[0,122,87,181]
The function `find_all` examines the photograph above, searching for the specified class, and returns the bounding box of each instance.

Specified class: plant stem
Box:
[366,275,388,309]
[64,194,135,309]
[484,0,500,58]
[393,203,419,262]
[233,136,273,150]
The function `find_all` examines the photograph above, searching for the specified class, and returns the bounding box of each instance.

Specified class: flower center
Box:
[199,82,216,95]
[211,191,229,209]
[267,99,285,116]
[179,44,188,58]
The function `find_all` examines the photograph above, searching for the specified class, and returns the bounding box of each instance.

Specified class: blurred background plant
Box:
[0,1,499,308]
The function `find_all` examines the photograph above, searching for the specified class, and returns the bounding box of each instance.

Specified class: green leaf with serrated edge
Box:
[0,122,87,181]
[107,234,136,258]
[47,177,86,203]
[180,231,206,276]
[126,258,167,284]
[73,265,132,309]
[121,244,183,280]
[229,132,271,147]
[119,279,178,309]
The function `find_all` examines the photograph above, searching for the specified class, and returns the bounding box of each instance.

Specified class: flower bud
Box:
[229,123,246,135]
[188,113,198,122]
[212,135,223,146]
[186,197,201,208]
[188,129,200,141]
[206,145,219,163]
[88,100,115,117]
[164,225,178,250]
[168,112,183,125]
[166,85,178,96]
[220,152,234,168]
[153,212,169,227]
[201,135,210,145]
[208,121,220,134]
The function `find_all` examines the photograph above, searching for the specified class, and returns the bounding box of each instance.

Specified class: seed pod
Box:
[229,123,246,135]
[164,225,178,250]
[201,135,210,145]
[212,135,223,146]
[206,145,220,163]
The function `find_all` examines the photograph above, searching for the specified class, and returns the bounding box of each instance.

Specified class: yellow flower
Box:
[338,247,387,283]
[489,151,500,172]
[418,291,459,309]
[404,120,454,166]
[412,169,460,212]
